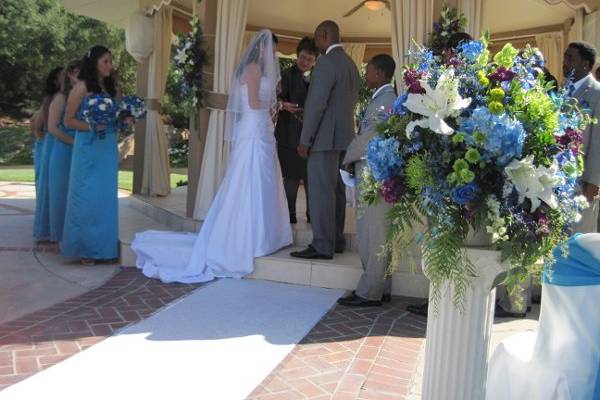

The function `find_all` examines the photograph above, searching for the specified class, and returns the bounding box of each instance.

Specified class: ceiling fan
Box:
[342,0,391,18]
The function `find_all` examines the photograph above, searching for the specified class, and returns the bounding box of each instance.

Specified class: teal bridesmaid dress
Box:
[33,133,55,240]
[61,97,119,260]
[48,116,75,242]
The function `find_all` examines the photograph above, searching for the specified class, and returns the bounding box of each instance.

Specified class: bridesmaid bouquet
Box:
[117,95,146,133]
[82,94,119,138]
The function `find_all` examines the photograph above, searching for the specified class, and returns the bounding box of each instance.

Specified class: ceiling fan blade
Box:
[343,1,366,18]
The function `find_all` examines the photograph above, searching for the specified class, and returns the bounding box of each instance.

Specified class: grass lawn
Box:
[0,166,187,192]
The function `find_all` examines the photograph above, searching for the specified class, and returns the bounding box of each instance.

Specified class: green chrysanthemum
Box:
[465,148,481,164]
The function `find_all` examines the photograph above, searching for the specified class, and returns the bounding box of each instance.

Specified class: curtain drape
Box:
[342,43,367,68]
[584,10,600,55]
[390,0,433,89]
[457,0,484,39]
[535,32,564,83]
[193,0,249,219]
[141,5,172,196]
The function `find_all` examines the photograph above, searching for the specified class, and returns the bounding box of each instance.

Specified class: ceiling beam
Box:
[245,24,392,44]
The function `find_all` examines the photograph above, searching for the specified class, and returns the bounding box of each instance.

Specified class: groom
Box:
[291,20,360,260]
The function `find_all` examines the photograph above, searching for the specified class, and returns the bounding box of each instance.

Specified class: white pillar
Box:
[421,248,508,400]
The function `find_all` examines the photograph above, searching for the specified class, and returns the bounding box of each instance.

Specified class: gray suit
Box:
[300,46,360,256]
[572,74,600,233]
[343,85,396,301]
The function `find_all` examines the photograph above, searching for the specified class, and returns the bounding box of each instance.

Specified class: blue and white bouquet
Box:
[82,94,119,138]
[117,95,146,133]
[361,29,595,306]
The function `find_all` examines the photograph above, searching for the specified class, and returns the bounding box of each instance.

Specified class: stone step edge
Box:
[119,243,430,298]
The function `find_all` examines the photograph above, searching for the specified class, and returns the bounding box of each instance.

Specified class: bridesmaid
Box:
[62,46,122,265]
[47,59,82,244]
[33,66,64,242]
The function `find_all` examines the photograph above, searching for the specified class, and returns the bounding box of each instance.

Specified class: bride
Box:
[131,30,293,283]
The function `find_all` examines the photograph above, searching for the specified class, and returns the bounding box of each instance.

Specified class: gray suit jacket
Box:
[343,85,396,165]
[300,46,360,152]
[575,74,600,187]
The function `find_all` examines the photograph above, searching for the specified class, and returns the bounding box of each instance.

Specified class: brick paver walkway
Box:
[0,268,201,390]
[248,300,426,400]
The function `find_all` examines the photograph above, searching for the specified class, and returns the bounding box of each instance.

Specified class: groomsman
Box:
[563,42,600,233]
[337,55,397,307]
[291,21,360,260]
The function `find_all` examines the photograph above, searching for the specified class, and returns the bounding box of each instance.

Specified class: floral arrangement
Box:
[82,94,119,138]
[429,5,467,56]
[174,15,208,109]
[361,34,595,308]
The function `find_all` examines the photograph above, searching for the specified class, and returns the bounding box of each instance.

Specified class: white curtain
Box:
[343,43,366,68]
[390,0,434,88]
[141,5,172,196]
[457,0,484,39]
[584,10,600,55]
[241,31,257,56]
[535,32,564,83]
[193,0,249,219]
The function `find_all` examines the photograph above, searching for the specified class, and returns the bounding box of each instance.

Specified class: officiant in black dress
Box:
[275,37,319,224]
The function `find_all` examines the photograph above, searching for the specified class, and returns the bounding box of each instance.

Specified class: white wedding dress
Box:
[131,76,293,284]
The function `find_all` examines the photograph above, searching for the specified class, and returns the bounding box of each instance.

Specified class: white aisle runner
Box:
[0,279,343,400]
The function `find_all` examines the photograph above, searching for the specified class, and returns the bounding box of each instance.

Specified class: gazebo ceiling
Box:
[60,0,588,39]
[246,0,581,40]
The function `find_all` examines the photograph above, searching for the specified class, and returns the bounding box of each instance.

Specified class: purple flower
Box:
[556,128,583,156]
[452,183,478,205]
[404,68,425,94]
[489,67,516,83]
[379,177,406,204]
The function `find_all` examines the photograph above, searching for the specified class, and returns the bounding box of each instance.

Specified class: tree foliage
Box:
[0,0,135,114]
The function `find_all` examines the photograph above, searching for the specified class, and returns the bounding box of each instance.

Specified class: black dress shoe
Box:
[290,246,332,260]
[494,305,526,319]
[406,302,429,317]
[381,294,392,303]
[337,294,382,307]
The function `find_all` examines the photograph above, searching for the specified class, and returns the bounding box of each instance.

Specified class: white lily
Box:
[504,155,561,211]
[174,48,188,65]
[404,68,471,137]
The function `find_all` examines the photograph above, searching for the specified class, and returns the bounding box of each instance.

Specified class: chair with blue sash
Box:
[486,233,600,400]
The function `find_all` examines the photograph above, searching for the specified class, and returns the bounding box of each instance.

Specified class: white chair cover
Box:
[486,234,600,400]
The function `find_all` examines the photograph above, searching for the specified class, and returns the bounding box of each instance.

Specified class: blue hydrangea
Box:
[458,40,485,62]
[366,137,404,181]
[460,107,526,167]
[392,93,408,116]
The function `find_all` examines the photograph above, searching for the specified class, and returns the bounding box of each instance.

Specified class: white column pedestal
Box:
[421,248,508,400]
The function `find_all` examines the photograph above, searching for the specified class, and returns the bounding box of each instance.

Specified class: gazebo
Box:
[59,0,600,215]
[60,0,600,289]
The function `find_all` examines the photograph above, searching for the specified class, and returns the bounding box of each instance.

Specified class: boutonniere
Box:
[303,70,311,83]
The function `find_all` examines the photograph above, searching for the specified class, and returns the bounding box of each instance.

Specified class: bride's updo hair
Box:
[246,33,279,65]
